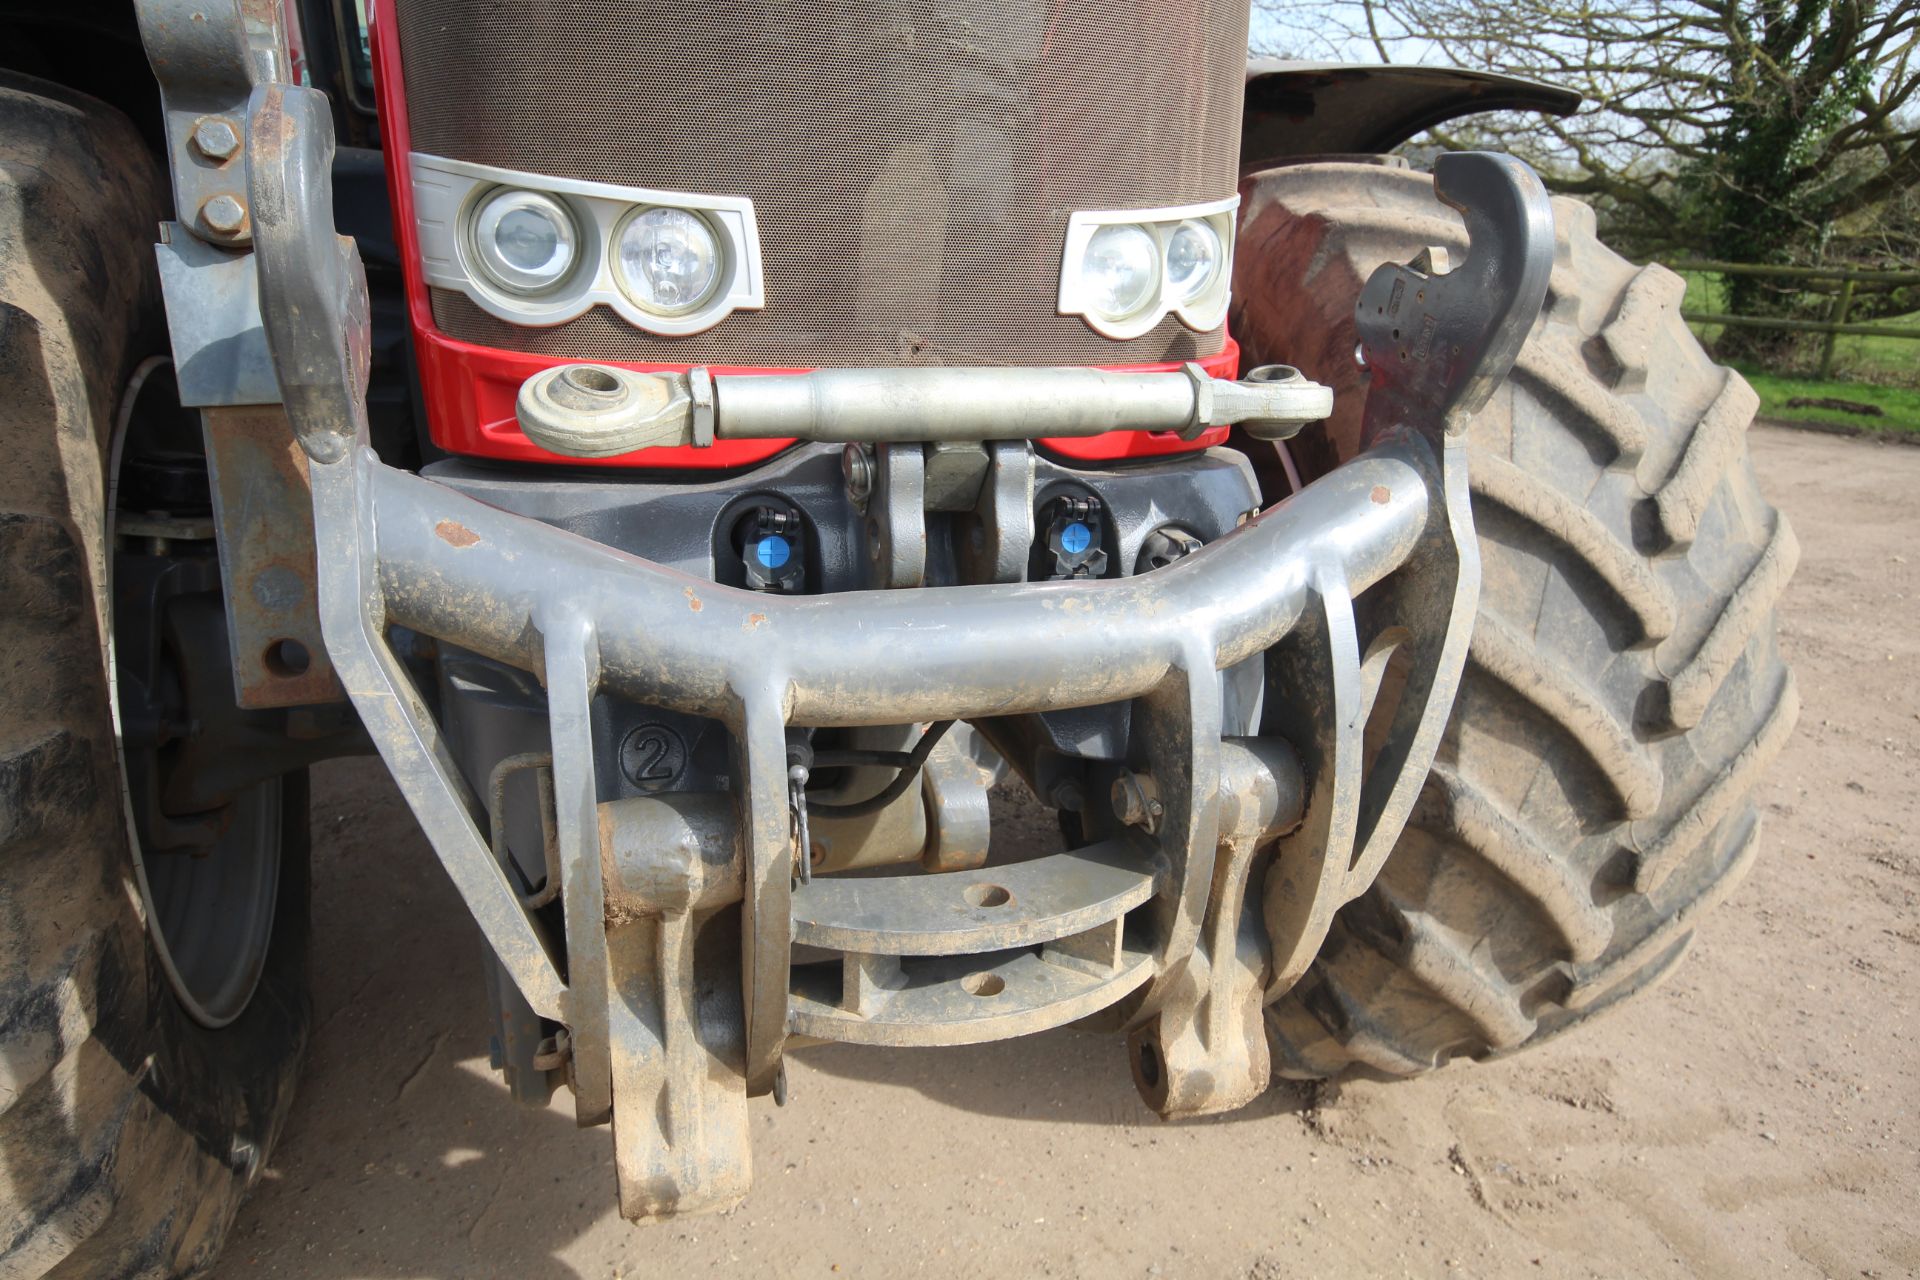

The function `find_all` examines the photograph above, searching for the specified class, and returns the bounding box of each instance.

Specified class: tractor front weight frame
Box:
[245,80,1552,1217]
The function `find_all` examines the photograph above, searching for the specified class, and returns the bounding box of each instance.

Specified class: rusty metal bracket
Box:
[157,225,281,407]
[251,83,568,1028]
[201,406,343,707]
[135,0,286,250]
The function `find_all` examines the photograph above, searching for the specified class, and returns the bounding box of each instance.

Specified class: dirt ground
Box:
[211,425,1918,1280]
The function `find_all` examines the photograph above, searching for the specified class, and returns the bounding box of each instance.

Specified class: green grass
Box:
[1734,365,1920,436]
[1839,314,1920,384]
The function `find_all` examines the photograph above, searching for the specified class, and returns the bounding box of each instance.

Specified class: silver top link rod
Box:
[514,360,1333,458]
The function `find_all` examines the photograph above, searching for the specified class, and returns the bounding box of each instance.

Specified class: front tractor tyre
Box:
[1234,159,1798,1078]
[0,74,310,1278]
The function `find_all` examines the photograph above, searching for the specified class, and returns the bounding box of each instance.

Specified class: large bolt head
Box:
[199,194,248,235]
[841,443,874,512]
[1111,773,1147,827]
[1110,771,1163,833]
[191,118,241,161]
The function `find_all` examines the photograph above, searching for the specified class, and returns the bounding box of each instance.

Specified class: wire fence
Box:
[1672,260,1920,380]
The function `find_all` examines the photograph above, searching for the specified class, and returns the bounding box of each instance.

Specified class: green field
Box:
[1733,366,1920,436]
[1676,269,1919,435]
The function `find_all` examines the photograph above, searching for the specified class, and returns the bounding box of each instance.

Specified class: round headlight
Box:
[616,207,723,315]
[1080,223,1160,320]
[471,189,577,294]
[1165,219,1222,304]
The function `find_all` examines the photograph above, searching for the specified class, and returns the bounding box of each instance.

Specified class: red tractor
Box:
[0,0,1793,1271]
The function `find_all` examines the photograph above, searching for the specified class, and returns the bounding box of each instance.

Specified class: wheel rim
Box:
[105,358,284,1029]
[136,777,284,1027]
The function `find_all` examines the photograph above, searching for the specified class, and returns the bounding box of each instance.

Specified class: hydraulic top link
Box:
[513,361,1335,459]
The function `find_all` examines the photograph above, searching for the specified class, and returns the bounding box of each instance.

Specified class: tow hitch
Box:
[247,78,1551,1217]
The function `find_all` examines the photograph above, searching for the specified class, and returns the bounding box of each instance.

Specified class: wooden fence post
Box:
[1819,278,1856,381]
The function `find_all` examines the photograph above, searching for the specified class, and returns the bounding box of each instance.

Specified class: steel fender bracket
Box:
[136,0,276,251]
[155,224,281,408]
[1355,151,1556,438]
[1262,151,1553,1001]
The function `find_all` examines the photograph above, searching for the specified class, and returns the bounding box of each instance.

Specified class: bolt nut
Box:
[199,194,248,236]
[1111,772,1160,831]
[191,117,241,161]
[842,443,874,512]
[1048,779,1086,814]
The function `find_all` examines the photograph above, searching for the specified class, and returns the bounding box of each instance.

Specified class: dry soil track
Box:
[210,424,1918,1280]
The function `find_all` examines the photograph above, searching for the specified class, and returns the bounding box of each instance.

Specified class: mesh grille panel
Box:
[396,0,1248,367]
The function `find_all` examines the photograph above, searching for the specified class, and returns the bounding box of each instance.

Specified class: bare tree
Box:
[1255,0,1920,344]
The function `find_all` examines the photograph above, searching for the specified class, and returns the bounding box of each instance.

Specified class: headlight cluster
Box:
[410,154,764,337]
[1057,197,1237,340]
[467,193,725,314]
[417,153,1234,345]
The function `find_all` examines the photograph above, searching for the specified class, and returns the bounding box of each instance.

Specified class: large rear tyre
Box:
[0,74,309,1277]
[1234,160,1798,1078]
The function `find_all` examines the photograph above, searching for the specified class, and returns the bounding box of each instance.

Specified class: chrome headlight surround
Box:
[468,188,581,295]
[410,153,765,337]
[1056,195,1239,341]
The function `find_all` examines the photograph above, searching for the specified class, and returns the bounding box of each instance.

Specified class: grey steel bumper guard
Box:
[248,83,1551,1216]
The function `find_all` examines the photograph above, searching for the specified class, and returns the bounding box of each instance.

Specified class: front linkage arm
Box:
[249,77,1551,1216]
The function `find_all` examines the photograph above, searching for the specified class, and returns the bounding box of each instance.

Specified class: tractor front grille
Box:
[394,0,1249,367]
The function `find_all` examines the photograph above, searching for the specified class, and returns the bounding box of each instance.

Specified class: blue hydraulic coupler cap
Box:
[1038,496,1107,580]
[739,503,805,592]
[756,535,792,569]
